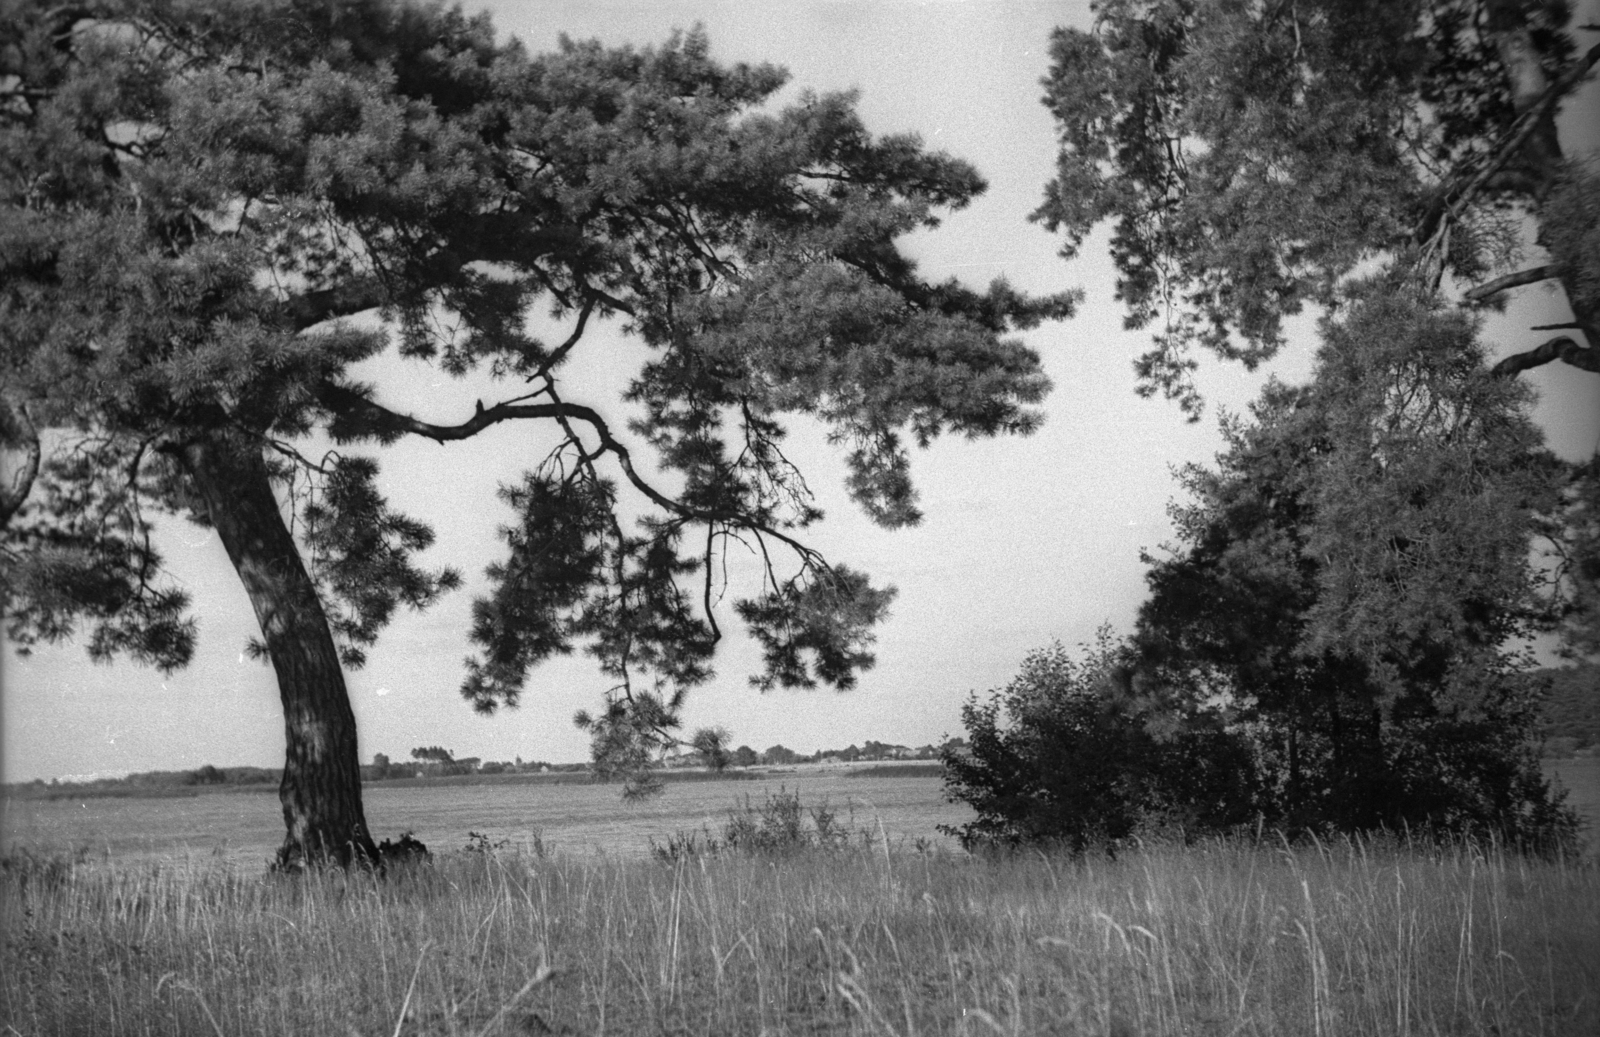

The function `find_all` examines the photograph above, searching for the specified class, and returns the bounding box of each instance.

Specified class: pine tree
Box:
[0,0,1071,865]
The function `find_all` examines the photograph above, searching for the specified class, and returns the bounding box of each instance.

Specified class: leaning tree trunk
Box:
[178,430,379,869]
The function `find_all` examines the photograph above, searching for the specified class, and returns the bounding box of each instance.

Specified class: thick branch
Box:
[1418,38,1600,249]
[1464,264,1562,303]
[703,522,722,644]
[315,382,692,514]
[285,278,388,332]
[314,381,828,560]
[315,380,570,442]
[1491,335,1600,377]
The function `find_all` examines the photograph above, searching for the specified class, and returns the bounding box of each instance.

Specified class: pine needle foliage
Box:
[0,0,1072,860]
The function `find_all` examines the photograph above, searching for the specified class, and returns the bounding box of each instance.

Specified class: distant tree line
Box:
[363,738,959,782]
[363,751,587,781]
[5,737,956,800]
[4,765,281,799]
[686,739,958,769]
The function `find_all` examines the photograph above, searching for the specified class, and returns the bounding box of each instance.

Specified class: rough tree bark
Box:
[0,394,40,526]
[177,431,378,868]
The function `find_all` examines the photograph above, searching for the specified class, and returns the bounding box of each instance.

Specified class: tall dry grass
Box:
[2,830,1596,1036]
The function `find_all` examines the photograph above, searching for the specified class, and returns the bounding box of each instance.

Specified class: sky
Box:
[3,0,1597,783]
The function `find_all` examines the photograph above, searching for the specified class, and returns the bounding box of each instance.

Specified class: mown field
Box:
[3,767,1598,1035]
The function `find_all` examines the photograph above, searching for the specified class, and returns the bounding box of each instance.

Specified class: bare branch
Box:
[260,437,338,476]
[702,522,722,645]
[528,295,597,382]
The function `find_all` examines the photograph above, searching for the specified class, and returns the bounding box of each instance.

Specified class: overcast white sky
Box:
[4,0,1596,783]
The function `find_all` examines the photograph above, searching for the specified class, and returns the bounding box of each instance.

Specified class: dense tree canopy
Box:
[1037,7,1600,686]
[1128,290,1572,840]
[1037,0,1598,413]
[1030,0,1593,659]
[946,294,1577,848]
[0,0,1071,862]
[944,0,1594,849]
[1035,0,1600,658]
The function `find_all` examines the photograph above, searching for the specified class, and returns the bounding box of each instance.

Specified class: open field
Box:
[5,758,1594,865]
[4,830,1598,1036]
[1,769,970,867]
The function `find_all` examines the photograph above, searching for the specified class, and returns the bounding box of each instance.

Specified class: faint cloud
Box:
[376,687,391,697]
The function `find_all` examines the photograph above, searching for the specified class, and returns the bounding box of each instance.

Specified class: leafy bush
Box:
[945,631,1579,854]
[941,632,1257,853]
[651,788,851,862]
[463,832,509,854]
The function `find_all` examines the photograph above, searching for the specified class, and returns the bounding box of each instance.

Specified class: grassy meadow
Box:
[4,791,1599,1036]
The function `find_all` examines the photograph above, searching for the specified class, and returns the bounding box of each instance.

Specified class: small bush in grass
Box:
[0,847,89,892]
[376,831,431,868]
[463,831,510,854]
[651,787,854,862]
[943,634,1258,854]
